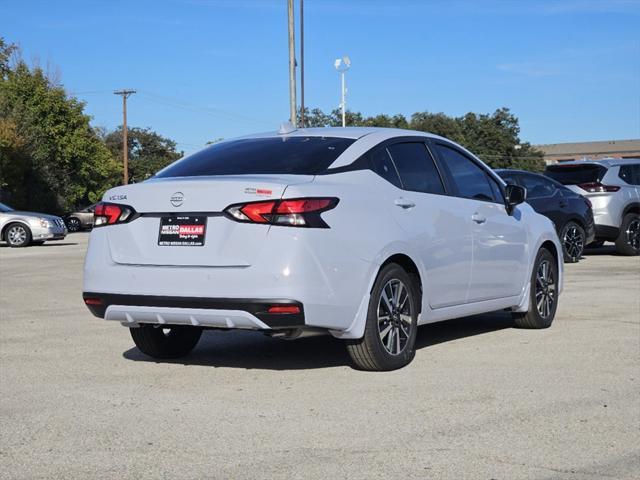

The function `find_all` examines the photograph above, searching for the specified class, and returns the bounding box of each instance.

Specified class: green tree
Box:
[104,127,183,183]
[0,38,120,212]
[298,105,544,172]
[410,112,465,143]
[457,108,545,171]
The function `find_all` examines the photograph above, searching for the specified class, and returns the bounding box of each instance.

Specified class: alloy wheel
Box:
[563,225,584,260]
[377,279,413,355]
[7,225,27,246]
[67,218,81,232]
[535,260,556,319]
[626,218,640,250]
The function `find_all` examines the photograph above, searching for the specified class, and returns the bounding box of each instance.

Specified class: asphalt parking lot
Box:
[1,232,638,480]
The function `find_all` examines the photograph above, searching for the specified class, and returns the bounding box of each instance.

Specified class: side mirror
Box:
[505,184,526,214]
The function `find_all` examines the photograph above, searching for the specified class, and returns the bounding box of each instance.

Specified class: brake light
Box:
[577,182,620,193]
[84,297,103,306]
[225,197,338,228]
[94,202,135,227]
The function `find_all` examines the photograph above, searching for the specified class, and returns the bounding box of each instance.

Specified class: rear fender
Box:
[329,242,424,340]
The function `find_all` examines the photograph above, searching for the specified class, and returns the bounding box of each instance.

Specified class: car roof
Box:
[547,158,640,168]
[237,126,441,141]
[495,168,544,176]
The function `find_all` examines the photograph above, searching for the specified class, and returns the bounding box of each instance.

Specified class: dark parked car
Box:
[496,169,595,262]
[64,204,96,232]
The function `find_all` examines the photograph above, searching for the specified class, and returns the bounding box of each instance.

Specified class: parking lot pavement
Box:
[0,233,638,479]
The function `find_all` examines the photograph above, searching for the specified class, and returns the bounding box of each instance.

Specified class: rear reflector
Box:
[267,305,301,314]
[84,297,103,306]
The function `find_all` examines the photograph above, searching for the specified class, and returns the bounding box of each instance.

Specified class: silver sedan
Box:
[0,202,67,247]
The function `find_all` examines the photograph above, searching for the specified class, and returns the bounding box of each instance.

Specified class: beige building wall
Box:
[534,139,640,165]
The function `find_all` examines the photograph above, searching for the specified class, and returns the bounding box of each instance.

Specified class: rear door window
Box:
[434,144,501,203]
[155,137,355,178]
[544,164,607,185]
[618,164,640,185]
[519,174,556,199]
[387,143,445,195]
[369,147,402,188]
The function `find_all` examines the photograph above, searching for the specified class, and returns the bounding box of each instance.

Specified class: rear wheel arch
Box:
[376,253,422,313]
[540,240,560,268]
[622,202,640,217]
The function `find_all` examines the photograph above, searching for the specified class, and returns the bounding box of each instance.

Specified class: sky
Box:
[3,0,639,154]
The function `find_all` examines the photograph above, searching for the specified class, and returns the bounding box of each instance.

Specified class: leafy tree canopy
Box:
[103,127,183,184]
[0,38,119,213]
[299,106,545,172]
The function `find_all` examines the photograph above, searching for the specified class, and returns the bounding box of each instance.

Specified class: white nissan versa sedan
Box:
[83,127,562,371]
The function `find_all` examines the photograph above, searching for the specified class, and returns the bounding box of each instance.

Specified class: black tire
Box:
[615,213,640,256]
[66,217,81,232]
[512,248,558,329]
[4,223,32,247]
[560,221,585,263]
[346,263,419,371]
[129,325,203,359]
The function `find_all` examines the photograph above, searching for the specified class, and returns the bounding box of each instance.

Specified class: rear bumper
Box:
[83,292,305,329]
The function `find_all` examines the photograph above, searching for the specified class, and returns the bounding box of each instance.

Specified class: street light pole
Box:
[299,0,305,128]
[287,0,297,127]
[340,70,346,128]
[334,56,351,128]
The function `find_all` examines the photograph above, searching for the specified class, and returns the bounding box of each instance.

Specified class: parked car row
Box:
[545,159,640,256]
[495,158,640,261]
[0,201,98,247]
[495,169,595,263]
[0,202,67,247]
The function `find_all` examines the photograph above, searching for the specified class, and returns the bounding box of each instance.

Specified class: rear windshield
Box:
[155,137,355,178]
[544,164,607,185]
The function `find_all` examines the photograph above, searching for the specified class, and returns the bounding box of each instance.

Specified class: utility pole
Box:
[287,0,297,127]
[299,0,305,128]
[113,89,136,184]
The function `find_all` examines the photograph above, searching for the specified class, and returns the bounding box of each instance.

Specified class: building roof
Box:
[534,139,640,157]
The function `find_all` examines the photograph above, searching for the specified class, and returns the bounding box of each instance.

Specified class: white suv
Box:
[545,159,640,255]
[83,127,562,370]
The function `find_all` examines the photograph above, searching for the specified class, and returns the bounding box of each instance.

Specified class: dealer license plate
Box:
[158,216,206,246]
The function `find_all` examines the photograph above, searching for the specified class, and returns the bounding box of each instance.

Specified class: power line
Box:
[137,91,271,126]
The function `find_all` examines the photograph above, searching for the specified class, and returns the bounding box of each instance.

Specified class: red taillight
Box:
[93,202,135,227]
[84,297,103,306]
[275,198,333,214]
[267,305,301,314]
[239,201,277,224]
[226,197,338,228]
[577,182,620,193]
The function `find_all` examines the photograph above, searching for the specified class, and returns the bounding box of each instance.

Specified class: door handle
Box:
[559,201,567,208]
[394,198,415,209]
[471,213,486,224]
